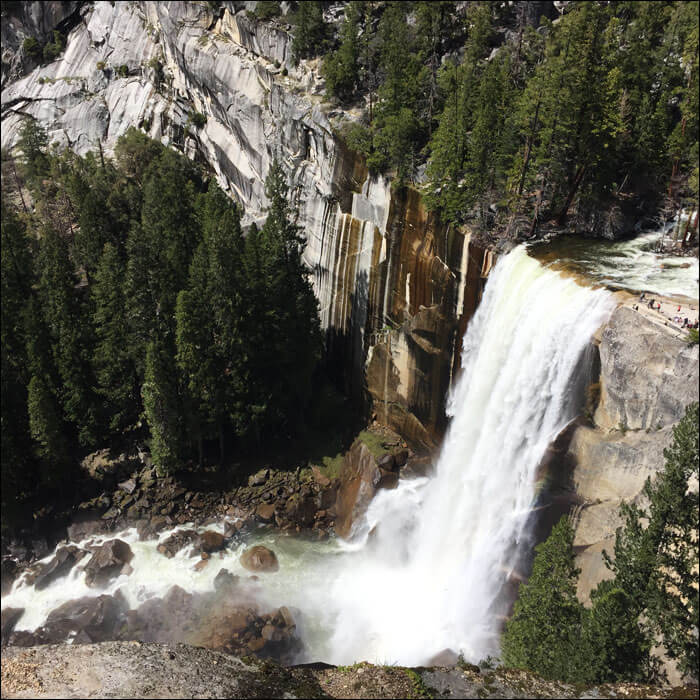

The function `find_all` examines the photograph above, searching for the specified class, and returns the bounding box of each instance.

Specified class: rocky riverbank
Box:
[2,642,697,699]
[0,424,429,662]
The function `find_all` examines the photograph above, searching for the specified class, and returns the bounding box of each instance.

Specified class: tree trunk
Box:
[556,164,587,226]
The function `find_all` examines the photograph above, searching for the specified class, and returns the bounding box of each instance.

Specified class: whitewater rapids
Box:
[2,246,614,666]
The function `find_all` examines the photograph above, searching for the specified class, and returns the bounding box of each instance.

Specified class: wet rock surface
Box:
[240,546,279,573]
[84,539,133,587]
[33,546,87,591]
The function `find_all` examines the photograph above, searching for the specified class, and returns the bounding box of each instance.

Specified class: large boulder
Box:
[200,531,225,554]
[240,546,279,573]
[34,545,87,590]
[1,607,24,646]
[80,449,136,487]
[334,440,399,539]
[84,539,133,587]
[41,592,129,643]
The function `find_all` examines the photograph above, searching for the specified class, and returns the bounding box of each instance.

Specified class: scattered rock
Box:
[213,568,239,594]
[118,478,137,495]
[255,503,276,523]
[1,608,24,646]
[378,453,397,472]
[1,558,20,596]
[401,455,434,479]
[240,546,279,573]
[311,466,330,487]
[84,539,133,587]
[248,469,270,487]
[427,648,460,666]
[41,592,129,643]
[200,531,225,554]
[394,449,409,468]
[157,530,198,558]
[374,467,399,490]
[194,559,209,572]
[34,546,87,591]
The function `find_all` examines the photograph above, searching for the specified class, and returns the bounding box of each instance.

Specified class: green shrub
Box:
[96,60,106,71]
[117,64,129,78]
[253,1,281,21]
[341,122,372,158]
[22,36,42,60]
[189,111,207,129]
[281,67,288,76]
[42,30,65,62]
[687,328,699,344]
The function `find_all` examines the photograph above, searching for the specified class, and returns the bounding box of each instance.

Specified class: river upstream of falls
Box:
[2,246,617,666]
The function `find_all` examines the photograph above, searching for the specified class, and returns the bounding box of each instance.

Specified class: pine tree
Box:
[1,199,34,522]
[605,402,699,680]
[27,372,68,467]
[17,117,49,182]
[175,182,246,463]
[92,242,139,432]
[240,161,322,442]
[323,1,361,102]
[501,516,584,681]
[37,226,99,446]
[425,3,494,221]
[578,580,656,683]
[142,334,182,475]
[292,1,327,61]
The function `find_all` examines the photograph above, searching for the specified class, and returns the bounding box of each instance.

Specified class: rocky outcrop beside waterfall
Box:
[2,641,694,699]
[0,1,491,447]
[569,305,699,603]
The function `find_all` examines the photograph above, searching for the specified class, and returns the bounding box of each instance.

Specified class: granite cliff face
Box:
[1,0,490,447]
[569,306,699,603]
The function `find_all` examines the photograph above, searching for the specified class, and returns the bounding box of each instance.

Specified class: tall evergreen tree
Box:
[176,183,246,462]
[17,117,49,182]
[292,1,327,61]
[502,516,584,681]
[142,333,183,475]
[92,242,139,432]
[37,226,99,446]
[323,1,362,102]
[604,402,699,679]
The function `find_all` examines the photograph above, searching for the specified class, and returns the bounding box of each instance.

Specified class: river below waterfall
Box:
[3,246,619,665]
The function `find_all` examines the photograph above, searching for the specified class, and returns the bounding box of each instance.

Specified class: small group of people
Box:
[636,291,698,329]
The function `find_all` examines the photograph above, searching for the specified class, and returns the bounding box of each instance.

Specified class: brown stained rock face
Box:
[334,440,387,540]
[239,546,279,573]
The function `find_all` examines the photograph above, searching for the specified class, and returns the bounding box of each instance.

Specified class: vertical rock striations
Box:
[1,1,491,446]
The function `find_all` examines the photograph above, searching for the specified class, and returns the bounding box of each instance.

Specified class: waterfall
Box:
[1,247,615,667]
[323,245,614,665]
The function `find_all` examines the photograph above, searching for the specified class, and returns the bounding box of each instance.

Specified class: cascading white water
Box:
[1,246,614,666]
[317,245,615,665]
